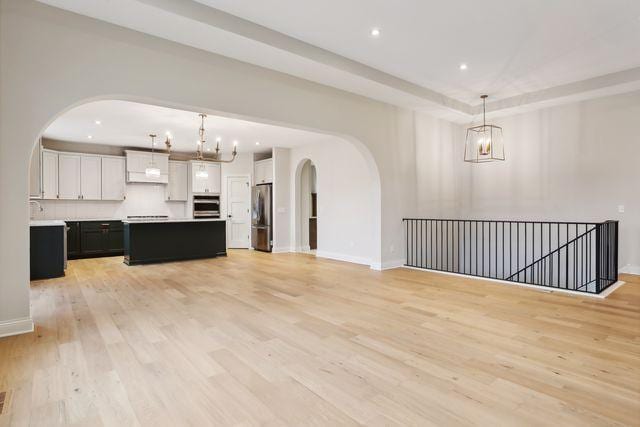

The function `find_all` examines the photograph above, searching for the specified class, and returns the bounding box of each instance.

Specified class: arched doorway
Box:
[294,159,318,253]
[1,1,397,335]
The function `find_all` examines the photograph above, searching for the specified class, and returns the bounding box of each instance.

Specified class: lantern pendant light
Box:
[145,134,161,178]
[464,95,505,163]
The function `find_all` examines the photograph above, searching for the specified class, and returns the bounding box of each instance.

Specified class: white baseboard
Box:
[370,258,405,271]
[272,246,293,253]
[620,265,640,275]
[401,266,624,299]
[315,250,371,267]
[0,317,34,338]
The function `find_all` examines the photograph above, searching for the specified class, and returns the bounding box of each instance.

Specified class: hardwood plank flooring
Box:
[0,251,638,426]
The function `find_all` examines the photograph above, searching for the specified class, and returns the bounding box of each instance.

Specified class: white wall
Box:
[289,139,375,266]
[30,183,187,220]
[414,91,640,271]
[272,147,291,252]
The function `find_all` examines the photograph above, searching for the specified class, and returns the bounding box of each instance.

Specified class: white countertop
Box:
[122,218,227,224]
[30,220,66,227]
[62,218,123,222]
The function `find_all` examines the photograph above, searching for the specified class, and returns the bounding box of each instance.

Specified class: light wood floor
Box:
[0,251,639,426]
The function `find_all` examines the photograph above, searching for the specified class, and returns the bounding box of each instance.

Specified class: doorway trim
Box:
[293,159,318,254]
[225,174,251,249]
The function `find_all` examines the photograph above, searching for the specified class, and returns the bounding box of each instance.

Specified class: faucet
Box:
[29,200,43,219]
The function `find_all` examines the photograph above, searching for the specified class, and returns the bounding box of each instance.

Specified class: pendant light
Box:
[145,134,161,178]
[464,95,505,163]
[195,113,237,163]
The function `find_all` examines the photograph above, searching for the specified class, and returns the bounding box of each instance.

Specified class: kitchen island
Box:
[123,218,226,265]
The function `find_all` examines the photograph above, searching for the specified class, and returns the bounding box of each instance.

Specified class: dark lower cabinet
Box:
[66,221,124,259]
[66,221,81,258]
[31,225,65,280]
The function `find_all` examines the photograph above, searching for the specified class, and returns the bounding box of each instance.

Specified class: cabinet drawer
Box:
[81,221,123,231]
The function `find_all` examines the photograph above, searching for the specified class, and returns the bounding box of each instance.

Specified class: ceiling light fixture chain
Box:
[195,113,237,163]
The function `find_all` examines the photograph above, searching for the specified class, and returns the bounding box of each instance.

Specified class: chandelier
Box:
[195,113,237,163]
[464,95,505,163]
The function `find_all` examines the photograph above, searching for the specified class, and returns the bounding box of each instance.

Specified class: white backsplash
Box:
[31,183,187,220]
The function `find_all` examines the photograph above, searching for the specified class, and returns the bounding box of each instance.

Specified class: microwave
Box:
[193,195,220,218]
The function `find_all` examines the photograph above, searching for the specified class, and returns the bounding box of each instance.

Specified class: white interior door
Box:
[226,176,251,248]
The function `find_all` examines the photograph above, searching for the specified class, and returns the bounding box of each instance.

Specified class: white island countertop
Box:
[30,220,67,227]
[122,218,227,224]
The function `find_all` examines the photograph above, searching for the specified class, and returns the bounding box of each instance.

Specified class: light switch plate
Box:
[277,207,286,213]
[618,205,625,213]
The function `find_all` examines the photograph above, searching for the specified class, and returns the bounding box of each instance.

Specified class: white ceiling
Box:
[195,0,640,105]
[37,0,640,120]
[44,100,330,153]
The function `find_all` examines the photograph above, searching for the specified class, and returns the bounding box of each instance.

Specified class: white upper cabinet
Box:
[58,153,81,200]
[101,156,126,200]
[207,163,221,194]
[80,155,102,200]
[41,150,58,200]
[125,150,169,184]
[191,161,220,194]
[166,161,188,201]
[254,158,273,184]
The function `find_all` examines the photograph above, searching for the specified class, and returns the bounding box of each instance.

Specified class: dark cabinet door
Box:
[80,223,107,255]
[106,227,124,253]
[31,226,65,280]
[80,221,124,257]
[66,221,81,259]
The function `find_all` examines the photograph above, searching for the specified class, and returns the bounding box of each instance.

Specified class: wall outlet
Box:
[277,207,286,213]
[618,205,625,213]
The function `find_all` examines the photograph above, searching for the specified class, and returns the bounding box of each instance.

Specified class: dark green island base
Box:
[123,219,227,266]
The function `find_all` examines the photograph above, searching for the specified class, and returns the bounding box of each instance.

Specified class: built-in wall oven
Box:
[193,195,220,218]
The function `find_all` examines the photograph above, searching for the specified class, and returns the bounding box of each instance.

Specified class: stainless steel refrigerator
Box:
[251,184,272,252]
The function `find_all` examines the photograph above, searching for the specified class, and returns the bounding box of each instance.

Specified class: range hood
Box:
[125,150,169,184]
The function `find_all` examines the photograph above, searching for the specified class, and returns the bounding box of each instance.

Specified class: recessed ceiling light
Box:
[94,120,101,125]
[87,135,93,139]
[459,63,468,71]
[370,27,381,38]
[255,141,260,145]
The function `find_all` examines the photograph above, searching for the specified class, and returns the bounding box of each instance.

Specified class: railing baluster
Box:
[401,218,616,294]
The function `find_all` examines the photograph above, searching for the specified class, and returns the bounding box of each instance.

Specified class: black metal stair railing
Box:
[403,219,618,294]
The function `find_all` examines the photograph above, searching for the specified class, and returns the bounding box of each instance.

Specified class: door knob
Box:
[228,214,232,218]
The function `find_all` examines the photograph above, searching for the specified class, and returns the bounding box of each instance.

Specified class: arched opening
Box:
[26,98,382,270]
[294,159,318,253]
